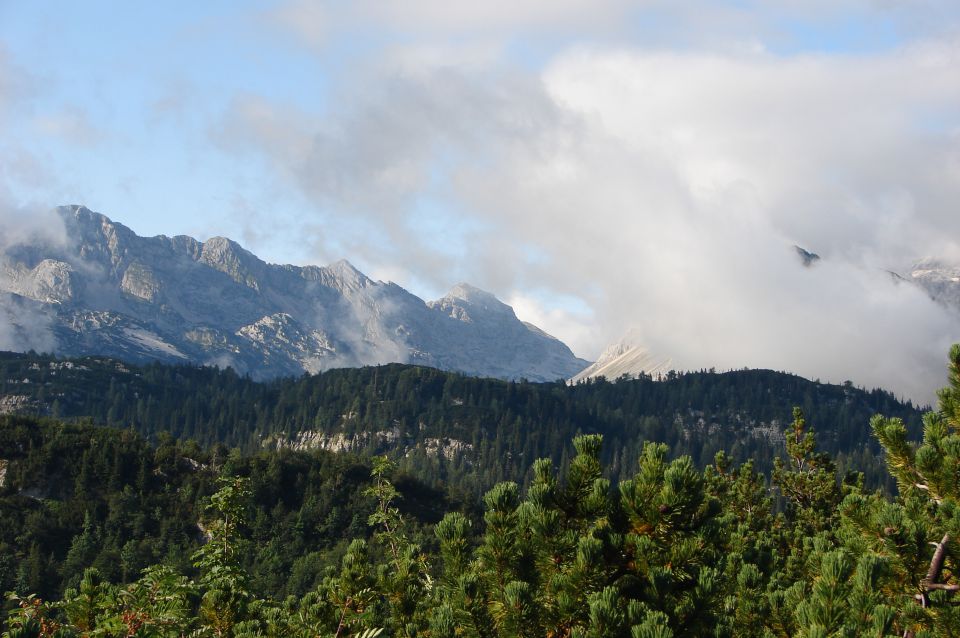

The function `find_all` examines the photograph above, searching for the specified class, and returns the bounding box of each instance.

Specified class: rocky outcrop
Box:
[272,427,474,462]
[0,394,43,415]
[121,261,161,302]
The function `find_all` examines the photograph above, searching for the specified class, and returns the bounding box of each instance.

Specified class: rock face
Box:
[0,206,589,381]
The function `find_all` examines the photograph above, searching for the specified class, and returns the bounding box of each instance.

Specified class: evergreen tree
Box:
[192,476,253,636]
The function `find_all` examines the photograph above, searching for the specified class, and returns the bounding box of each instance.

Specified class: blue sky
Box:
[1,1,937,259]
[2,0,960,400]
[1,2,327,246]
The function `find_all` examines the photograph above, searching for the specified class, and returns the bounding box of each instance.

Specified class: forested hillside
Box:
[0,352,923,492]
[3,346,960,637]
[0,416,459,603]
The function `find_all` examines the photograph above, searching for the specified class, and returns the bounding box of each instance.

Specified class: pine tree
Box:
[364,456,429,637]
[192,475,254,637]
[773,408,843,533]
[854,344,960,636]
[619,442,723,634]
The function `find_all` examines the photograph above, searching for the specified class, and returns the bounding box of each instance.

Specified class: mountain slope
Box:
[0,206,588,381]
[571,330,673,382]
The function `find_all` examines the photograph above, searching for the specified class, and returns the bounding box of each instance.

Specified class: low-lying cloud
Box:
[0,198,69,354]
[0,199,69,253]
[0,293,57,354]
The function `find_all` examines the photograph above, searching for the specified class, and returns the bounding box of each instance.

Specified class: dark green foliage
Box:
[0,415,458,607]
[774,408,843,525]
[5,346,960,636]
[0,351,923,495]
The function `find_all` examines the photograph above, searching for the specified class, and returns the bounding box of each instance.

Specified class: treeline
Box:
[4,345,960,637]
[0,352,924,493]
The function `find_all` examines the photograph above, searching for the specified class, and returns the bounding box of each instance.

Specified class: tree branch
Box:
[924,534,951,587]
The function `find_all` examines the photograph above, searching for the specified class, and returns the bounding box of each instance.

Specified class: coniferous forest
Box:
[0,351,923,495]
[2,346,960,636]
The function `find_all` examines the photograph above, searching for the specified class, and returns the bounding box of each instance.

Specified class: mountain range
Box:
[0,206,588,381]
[2,206,958,386]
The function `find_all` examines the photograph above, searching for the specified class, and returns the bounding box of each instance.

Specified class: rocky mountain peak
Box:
[431,283,515,323]
[63,204,105,226]
[199,236,265,290]
[57,204,140,272]
[62,204,128,240]
[446,282,497,303]
[323,259,371,292]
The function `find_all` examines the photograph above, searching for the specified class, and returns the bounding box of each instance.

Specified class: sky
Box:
[1,0,959,403]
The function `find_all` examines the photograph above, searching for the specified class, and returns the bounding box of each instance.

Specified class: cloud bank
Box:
[213,27,960,403]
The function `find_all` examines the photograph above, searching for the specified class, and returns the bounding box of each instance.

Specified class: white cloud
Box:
[0,188,68,251]
[499,44,960,400]
[265,0,329,50]
[265,0,960,59]
[0,45,37,129]
[33,106,104,147]
[0,294,57,354]
[266,0,638,41]
[350,0,637,34]
[538,43,960,262]
[212,34,960,402]
[508,292,595,357]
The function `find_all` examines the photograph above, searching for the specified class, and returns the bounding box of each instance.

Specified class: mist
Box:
[0,293,57,354]
[0,200,69,254]
[0,200,69,354]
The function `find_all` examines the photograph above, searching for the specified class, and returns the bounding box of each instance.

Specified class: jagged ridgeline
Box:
[0,205,587,382]
[0,351,923,491]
